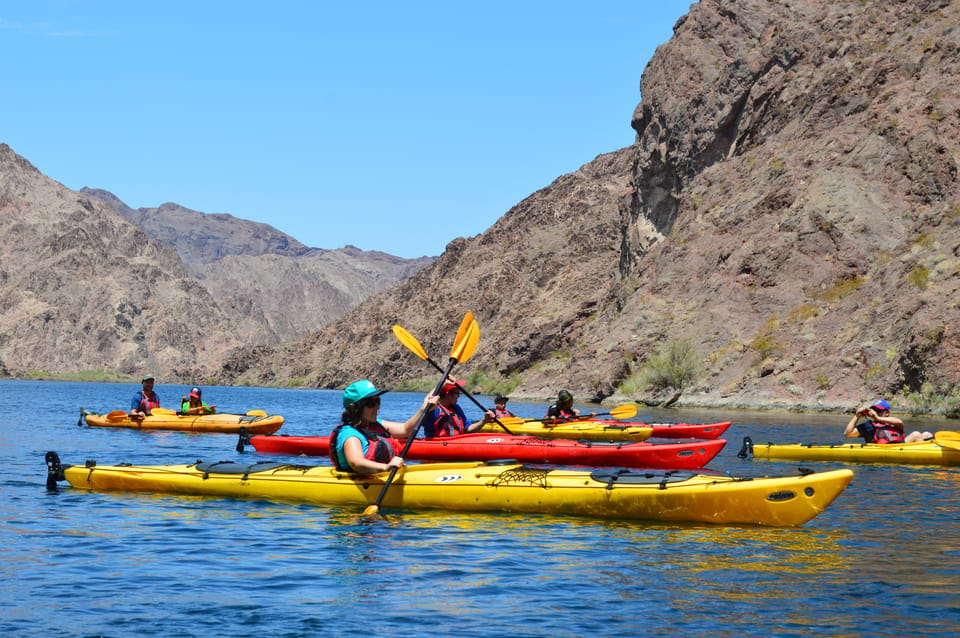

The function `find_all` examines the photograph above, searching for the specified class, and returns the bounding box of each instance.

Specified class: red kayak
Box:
[587,420,732,440]
[244,432,727,470]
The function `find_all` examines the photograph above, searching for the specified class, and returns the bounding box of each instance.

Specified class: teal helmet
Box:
[342,380,388,408]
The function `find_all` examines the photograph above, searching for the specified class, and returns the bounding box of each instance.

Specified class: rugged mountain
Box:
[83,189,433,343]
[0,150,432,379]
[81,188,312,263]
[218,0,960,412]
[0,145,238,379]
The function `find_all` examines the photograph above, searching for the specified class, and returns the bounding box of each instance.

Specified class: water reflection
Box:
[4,380,960,637]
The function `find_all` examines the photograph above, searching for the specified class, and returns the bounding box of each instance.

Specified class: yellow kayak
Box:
[481,419,653,441]
[740,435,960,466]
[46,452,853,527]
[80,408,283,434]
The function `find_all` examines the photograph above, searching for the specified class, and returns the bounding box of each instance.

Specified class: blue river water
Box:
[1,379,958,637]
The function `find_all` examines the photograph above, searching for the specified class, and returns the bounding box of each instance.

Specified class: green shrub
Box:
[635,339,701,392]
[906,264,930,290]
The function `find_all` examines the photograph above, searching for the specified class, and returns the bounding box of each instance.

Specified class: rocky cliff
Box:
[0,145,237,378]
[217,0,960,413]
[0,148,431,380]
[83,189,433,343]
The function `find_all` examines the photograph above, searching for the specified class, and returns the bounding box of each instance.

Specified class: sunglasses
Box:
[359,397,381,409]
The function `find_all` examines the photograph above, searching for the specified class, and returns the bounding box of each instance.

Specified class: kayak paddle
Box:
[499,403,639,428]
[392,323,514,435]
[934,431,960,450]
[104,410,128,423]
[364,312,480,517]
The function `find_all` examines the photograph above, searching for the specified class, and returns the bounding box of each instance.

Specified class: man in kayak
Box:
[180,387,216,415]
[422,380,494,437]
[330,380,437,474]
[493,394,514,418]
[843,400,931,443]
[544,390,581,423]
[129,374,160,419]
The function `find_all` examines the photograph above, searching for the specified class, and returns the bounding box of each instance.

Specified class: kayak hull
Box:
[480,420,654,441]
[588,420,732,440]
[51,455,853,527]
[84,412,284,434]
[748,438,960,466]
[249,433,727,470]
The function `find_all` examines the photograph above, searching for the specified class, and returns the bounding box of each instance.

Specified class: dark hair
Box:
[342,397,381,426]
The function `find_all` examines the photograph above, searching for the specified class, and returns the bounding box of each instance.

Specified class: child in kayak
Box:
[843,400,932,443]
[180,386,216,415]
[330,380,437,474]
[544,390,581,423]
[493,394,514,418]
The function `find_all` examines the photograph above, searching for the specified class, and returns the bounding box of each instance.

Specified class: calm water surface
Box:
[1,379,959,637]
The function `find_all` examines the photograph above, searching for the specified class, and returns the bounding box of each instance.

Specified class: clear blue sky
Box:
[2,1,692,258]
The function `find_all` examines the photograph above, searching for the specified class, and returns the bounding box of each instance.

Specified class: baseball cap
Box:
[441,380,465,394]
[342,380,388,407]
[189,387,202,399]
[871,399,891,412]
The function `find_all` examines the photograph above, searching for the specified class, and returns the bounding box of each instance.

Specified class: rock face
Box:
[81,188,313,263]
[218,0,960,411]
[0,145,237,379]
[83,189,433,344]
[0,148,432,380]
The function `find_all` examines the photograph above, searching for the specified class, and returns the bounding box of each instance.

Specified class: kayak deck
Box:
[245,432,727,470]
[480,420,653,441]
[740,436,960,466]
[587,420,732,440]
[82,410,284,434]
[46,451,853,527]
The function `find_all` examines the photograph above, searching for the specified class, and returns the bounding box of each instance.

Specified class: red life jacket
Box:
[546,404,577,420]
[429,406,468,437]
[494,408,513,419]
[138,391,160,414]
[871,422,906,444]
[329,422,396,471]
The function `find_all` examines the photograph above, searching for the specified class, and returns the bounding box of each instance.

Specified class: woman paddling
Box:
[329,380,437,475]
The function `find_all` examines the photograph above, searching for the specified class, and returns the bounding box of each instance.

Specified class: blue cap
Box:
[871,400,891,412]
[342,380,388,408]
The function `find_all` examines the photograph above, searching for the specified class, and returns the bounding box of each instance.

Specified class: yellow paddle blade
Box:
[246,410,268,417]
[450,315,480,364]
[392,324,429,361]
[453,312,474,351]
[151,407,177,416]
[609,404,639,420]
[934,431,960,450]
[498,416,526,427]
[105,410,128,423]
